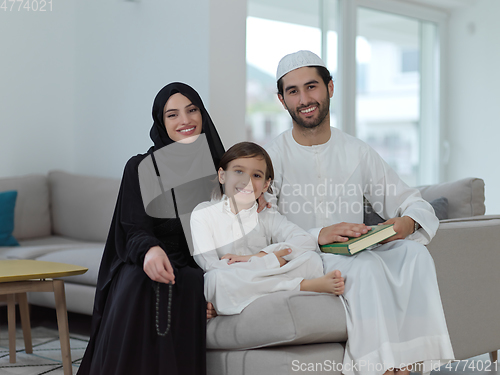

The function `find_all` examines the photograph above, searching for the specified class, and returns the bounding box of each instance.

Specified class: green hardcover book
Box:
[320,224,396,255]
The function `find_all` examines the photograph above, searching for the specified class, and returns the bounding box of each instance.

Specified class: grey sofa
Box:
[0,170,119,315]
[205,177,500,375]
[1,172,499,375]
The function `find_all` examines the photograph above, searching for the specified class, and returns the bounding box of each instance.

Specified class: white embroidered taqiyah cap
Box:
[276,50,327,81]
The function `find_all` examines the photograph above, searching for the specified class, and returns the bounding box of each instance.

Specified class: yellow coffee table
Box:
[0,259,88,375]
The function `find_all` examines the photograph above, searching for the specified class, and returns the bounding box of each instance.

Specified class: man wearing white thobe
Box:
[264,50,454,375]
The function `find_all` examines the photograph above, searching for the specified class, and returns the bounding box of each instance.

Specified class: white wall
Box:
[447,0,500,214]
[9,0,499,215]
[73,0,213,178]
[1,0,246,179]
[0,1,76,177]
[209,0,248,148]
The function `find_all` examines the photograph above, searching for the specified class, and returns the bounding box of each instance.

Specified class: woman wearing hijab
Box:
[77,82,225,375]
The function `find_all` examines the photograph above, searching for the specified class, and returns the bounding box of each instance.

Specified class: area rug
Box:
[0,326,88,375]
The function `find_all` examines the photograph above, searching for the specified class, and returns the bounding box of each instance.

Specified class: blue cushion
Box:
[0,190,20,246]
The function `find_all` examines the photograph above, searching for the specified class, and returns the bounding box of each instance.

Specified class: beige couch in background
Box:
[1,172,498,375]
[0,170,119,315]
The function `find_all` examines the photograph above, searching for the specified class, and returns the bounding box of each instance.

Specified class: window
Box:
[246,0,339,145]
[356,8,423,186]
[246,0,445,185]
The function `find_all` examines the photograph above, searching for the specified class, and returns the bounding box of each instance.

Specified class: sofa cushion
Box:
[429,196,449,220]
[49,170,120,242]
[0,235,100,260]
[0,190,19,246]
[35,246,104,286]
[19,236,95,248]
[207,342,345,375]
[206,291,347,350]
[0,174,51,240]
[417,178,485,219]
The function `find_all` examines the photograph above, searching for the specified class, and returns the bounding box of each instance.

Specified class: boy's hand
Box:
[207,302,217,320]
[222,253,252,264]
[273,248,291,267]
[222,251,268,264]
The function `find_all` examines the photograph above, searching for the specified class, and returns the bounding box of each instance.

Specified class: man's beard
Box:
[285,94,330,130]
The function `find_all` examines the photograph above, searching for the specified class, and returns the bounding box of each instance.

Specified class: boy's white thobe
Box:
[191,195,324,315]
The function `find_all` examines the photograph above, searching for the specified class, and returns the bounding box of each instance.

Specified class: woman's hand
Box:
[143,246,175,284]
[207,302,217,320]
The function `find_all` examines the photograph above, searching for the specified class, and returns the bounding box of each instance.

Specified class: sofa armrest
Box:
[439,214,500,224]
[427,217,500,360]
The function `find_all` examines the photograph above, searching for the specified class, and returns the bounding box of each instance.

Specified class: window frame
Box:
[337,0,448,184]
[244,0,448,184]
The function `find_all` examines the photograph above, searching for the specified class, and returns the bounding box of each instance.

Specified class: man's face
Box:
[278,67,333,130]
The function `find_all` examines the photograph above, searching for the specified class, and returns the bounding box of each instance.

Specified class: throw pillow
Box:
[0,190,20,246]
[429,196,449,221]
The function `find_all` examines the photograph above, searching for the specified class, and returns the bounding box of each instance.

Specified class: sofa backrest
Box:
[0,174,51,240]
[49,170,120,242]
[417,177,485,219]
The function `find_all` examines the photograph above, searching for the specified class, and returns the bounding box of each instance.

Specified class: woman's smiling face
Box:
[218,157,270,209]
[163,93,203,143]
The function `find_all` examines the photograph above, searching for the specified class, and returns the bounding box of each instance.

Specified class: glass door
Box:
[356,7,439,186]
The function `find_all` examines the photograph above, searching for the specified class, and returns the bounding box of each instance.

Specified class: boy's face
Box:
[278,66,333,130]
[218,157,270,207]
